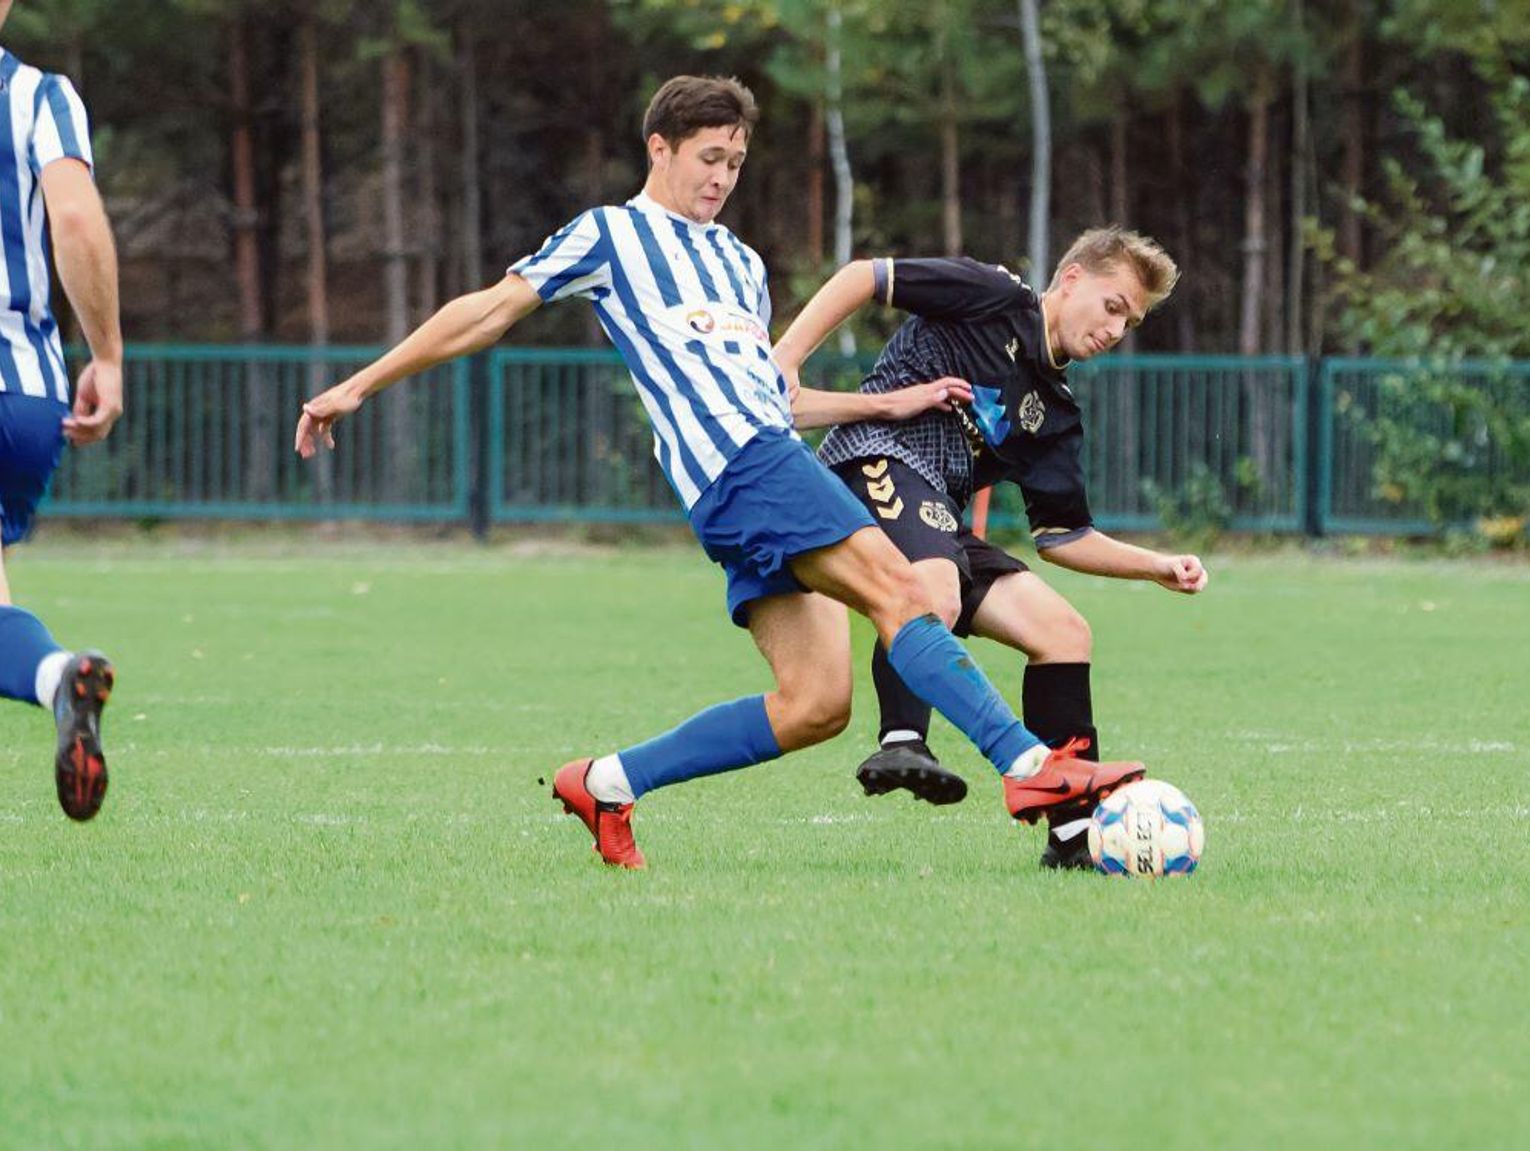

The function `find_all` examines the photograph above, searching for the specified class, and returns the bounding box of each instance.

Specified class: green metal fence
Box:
[36,346,1530,538]
[47,345,470,521]
[1319,358,1530,535]
[485,350,1310,534]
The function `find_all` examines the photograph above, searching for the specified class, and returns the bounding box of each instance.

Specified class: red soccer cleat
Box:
[551,759,646,869]
[1002,737,1145,825]
[54,651,114,822]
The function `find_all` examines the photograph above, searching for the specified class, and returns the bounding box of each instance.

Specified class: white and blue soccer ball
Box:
[1088,779,1205,878]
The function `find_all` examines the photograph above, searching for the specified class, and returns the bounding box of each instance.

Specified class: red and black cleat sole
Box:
[55,652,114,822]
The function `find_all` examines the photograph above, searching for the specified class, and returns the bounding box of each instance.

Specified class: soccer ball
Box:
[1088,779,1205,878]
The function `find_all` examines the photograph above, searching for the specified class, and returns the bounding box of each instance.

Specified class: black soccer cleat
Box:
[1039,831,1095,871]
[54,650,114,822]
[855,739,968,806]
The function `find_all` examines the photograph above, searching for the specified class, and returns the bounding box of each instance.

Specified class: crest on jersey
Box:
[920,500,959,533]
[1018,390,1046,433]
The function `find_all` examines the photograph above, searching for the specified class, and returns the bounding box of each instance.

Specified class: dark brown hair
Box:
[642,75,759,149]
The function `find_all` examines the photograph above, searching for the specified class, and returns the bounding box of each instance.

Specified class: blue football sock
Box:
[619,694,782,799]
[887,613,1040,774]
[0,605,63,706]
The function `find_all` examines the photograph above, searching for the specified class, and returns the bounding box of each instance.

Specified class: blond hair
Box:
[1049,227,1179,309]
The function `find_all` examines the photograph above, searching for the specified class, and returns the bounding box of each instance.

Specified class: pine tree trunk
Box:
[416,55,440,322]
[1167,91,1196,351]
[1241,67,1274,497]
[231,18,274,502]
[1339,1,1365,272]
[1110,107,1135,354]
[826,4,855,356]
[381,44,416,502]
[1019,0,1049,281]
[1288,0,1310,355]
[299,16,333,505]
[939,39,962,256]
[458,24,483,291]
[1239,70,1270,357]
[807,102,825,269]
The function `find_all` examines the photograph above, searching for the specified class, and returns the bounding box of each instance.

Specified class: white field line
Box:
[1226,733,1519,755]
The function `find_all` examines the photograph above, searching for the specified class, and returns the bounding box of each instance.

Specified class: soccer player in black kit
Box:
[774,227,1209,869]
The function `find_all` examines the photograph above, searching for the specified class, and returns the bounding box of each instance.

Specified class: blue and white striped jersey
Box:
[510,193,794,510]
[0,49,93,404]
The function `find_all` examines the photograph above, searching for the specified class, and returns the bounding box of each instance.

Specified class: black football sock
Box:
[1023,662,1099,838]
[871,640,932,745]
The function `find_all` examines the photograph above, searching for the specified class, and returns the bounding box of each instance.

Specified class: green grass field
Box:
[1,539,1527,1149]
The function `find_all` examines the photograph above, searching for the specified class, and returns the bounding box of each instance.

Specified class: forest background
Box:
[7,0,1527,363]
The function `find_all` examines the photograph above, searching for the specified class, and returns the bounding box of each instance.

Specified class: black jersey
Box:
[817,257,1092,548]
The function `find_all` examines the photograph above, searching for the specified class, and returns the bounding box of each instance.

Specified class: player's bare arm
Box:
[791,376,973,430]
[40,157,122,446]
[772,260,875,379]
[295,274,541,457]
[1039,529,1208,594]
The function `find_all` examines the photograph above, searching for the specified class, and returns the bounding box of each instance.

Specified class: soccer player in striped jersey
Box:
[296,75,1144,868]
[774,232,1208,868]
[0,4,124,821]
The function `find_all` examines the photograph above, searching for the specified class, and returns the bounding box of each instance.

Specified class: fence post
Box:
[1306,356,1330,537]
[468,350,491,540]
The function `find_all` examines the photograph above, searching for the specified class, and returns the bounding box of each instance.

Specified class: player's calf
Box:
[54,650,114,822]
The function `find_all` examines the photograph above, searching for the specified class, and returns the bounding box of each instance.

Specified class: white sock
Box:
[881,729,923,746]
[585,754,635,805]
[1052,817,1091,841]
[34,650,71,711]
[1004,743,1049,779]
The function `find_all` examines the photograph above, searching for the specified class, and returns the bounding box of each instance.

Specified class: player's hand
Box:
[1154,553,1208,594]
[63,360,123,446]
[781,365,802,406]
[295,383,363,458]
[882,376,974,421]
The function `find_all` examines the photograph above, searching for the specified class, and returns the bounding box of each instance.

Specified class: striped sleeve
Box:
[508,209,612,303]
[29,73,93,174]
[754,254,772,328]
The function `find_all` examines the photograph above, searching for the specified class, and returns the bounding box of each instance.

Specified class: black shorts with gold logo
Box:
[830,456,1028,636]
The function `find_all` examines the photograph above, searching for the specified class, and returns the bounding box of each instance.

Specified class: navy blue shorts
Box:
[689,430,876,628]
[0,392,68,547]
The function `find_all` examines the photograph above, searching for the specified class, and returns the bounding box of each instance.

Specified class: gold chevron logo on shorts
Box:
[861,460,902,519]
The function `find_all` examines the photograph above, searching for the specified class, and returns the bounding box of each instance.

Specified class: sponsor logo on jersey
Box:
[920,500,959,533]
[1018,390,1046,433]
[1005,337,1020,363]
[682,305,768,344]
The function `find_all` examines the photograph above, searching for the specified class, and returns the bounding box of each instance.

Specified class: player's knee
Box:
[779,685,851,748]
[931,589,961,630]
[1036,605,1092,662]
[882,563,935,628]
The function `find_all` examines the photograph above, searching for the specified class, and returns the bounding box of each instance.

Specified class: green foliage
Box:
[1322,58,1530,527]
[1338,368,1530,524]
[1141,461,1235,548]
[1330,77,1530,360]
